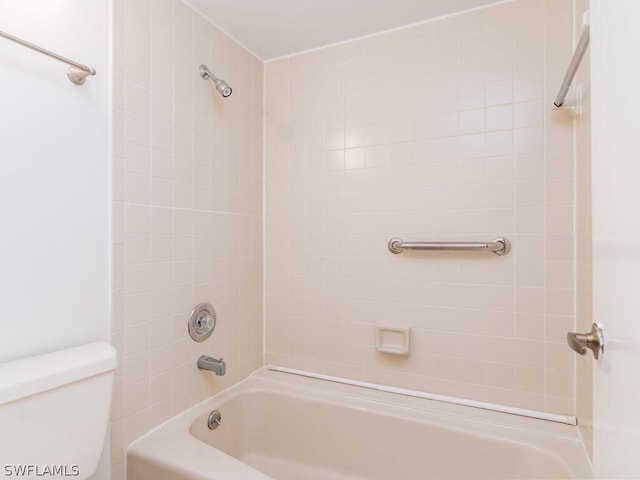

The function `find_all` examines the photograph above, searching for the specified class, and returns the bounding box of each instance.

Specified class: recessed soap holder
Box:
[376,326,411,355]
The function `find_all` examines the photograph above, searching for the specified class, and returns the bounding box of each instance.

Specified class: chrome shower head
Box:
[214,78,232,98]
[199,64,232,98]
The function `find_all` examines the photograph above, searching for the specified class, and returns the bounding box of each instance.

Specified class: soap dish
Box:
[376,326,411,355]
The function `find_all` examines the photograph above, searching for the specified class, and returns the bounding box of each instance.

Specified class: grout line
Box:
[569,0,589,425]
[262,61,267,366]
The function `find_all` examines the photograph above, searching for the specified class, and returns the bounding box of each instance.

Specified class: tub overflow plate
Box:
[208,410,222,430]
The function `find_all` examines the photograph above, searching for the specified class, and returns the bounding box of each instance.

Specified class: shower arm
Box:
[199,64,218,82]
[199,63,232,98]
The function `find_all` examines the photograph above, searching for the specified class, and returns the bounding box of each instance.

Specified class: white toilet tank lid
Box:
[0,342,117,406]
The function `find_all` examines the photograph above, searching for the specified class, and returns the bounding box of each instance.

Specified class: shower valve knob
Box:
[188,302,217,342]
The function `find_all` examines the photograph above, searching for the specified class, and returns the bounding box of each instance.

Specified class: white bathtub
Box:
[127,369,592,480]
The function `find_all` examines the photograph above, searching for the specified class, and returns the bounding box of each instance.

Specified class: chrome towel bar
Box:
[554,13,590,108]
[0,29,96,85]
[388,237,511,256]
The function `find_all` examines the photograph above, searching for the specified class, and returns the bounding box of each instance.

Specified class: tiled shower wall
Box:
[110,0,263,476]
[265,0,577,416]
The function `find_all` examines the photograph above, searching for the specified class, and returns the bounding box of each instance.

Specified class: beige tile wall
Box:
[575,0,593,460]
[264,0,578,416]
[110,0,263,476]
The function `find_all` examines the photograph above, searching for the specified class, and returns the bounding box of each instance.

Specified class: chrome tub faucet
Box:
[197,355,226,376]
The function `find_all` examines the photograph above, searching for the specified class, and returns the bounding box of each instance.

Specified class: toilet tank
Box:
[0,342,117,479]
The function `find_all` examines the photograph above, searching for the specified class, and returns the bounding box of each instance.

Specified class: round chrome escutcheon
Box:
[208,410,222,430]
[188,302,216,342]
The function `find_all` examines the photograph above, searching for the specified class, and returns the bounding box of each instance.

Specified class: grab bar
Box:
[388,237,511,256]
[0,29,96,85]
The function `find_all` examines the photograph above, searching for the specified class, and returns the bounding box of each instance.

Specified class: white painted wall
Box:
[0,0,110,363]
[591,1,640,477]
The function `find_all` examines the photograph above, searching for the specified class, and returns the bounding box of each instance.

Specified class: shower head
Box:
[199,64,232,98]
[213,78,232,98]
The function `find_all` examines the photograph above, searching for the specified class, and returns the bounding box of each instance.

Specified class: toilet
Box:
[0,342,116,479]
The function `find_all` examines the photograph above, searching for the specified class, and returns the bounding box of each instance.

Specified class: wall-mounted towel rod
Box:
[0,29,96,85]
[388,237,511,256]
[554,14,590,108]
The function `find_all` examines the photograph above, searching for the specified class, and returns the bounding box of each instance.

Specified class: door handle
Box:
[567,323,604,360]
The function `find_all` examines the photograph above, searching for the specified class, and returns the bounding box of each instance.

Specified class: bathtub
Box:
[127,369,592,480]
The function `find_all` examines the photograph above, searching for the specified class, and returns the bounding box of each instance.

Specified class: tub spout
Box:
[197,355,226,375]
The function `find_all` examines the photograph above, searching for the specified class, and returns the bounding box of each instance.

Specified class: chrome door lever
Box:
[567,323,604,360]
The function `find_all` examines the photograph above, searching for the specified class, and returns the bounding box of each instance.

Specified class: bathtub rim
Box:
[127,367,593,480]
[268,365,577,425]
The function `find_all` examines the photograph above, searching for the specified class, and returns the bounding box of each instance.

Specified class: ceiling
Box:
[185,0,502,61]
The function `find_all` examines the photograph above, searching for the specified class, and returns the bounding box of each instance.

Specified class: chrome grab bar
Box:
[388,237,511,256]
[0,29,96,85]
